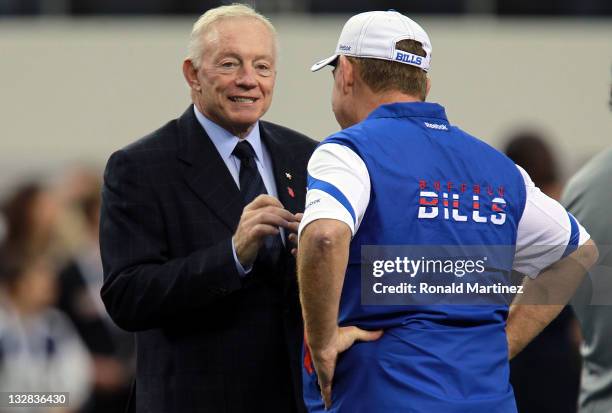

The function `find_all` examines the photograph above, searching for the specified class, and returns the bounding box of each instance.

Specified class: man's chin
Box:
[228,113,264,128]
[222,116,261,137]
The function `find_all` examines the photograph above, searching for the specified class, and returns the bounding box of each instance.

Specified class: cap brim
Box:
[310,55,339,72]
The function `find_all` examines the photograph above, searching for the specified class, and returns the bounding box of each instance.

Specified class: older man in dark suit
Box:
[99,4,317,413]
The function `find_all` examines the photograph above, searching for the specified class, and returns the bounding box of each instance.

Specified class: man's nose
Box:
[235,65,258,88]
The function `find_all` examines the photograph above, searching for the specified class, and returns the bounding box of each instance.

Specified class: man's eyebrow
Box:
[215,52,241,61]
[215,52,274,62]
[253,54,274,61]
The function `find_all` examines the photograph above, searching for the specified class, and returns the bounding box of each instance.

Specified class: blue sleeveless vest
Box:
[303,102,527,413]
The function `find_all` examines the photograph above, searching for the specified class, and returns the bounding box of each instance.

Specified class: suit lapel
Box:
[176,107,243,232]
[260,122,303,215]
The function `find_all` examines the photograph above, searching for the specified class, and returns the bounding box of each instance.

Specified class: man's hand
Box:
[506,239,598,359]
[310,326,383,409]
[233,195,299,267]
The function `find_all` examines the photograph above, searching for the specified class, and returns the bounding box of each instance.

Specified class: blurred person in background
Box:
[504,131,582,413]
[99,4,316,413]
[1,181,60,258]
[57,172,134,413]
[504,132,563,201]
[559,76,612,413]
[0,181,95,412]
[51,166,105,260]
[0,246,92,413]
[0,181,92,412]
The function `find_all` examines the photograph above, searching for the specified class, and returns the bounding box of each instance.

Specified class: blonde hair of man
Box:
[187,3,278,69]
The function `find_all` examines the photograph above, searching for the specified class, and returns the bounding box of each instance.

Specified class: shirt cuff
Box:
[232,238,252,277]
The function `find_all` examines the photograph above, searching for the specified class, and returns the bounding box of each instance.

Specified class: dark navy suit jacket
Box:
[100,106,317,413]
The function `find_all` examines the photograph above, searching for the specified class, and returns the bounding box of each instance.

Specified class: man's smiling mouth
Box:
[229,96,258,103]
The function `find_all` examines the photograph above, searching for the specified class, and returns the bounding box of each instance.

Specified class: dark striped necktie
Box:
[233,140,267,205]
[232,140,284,269]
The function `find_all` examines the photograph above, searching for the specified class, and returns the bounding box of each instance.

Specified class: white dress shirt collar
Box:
[193,105,264,162]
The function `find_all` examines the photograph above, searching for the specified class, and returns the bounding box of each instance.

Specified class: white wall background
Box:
[0,16,610,191]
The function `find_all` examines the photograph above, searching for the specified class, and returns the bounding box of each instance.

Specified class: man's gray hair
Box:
[187,3,277,68]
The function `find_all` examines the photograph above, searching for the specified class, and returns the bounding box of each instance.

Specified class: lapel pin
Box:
[287,186,295,198]
[285,172,292,180]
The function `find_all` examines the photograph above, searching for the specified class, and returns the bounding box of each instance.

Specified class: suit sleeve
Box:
[99,149,243,332]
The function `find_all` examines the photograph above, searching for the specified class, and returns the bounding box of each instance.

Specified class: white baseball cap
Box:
[311,10,432,72]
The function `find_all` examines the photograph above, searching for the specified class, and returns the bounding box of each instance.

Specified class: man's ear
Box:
[182,59,201,92]
[338,56,355,95]
[425,77,431,100]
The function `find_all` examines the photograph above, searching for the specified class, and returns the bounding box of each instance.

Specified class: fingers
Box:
[240,207,295,231]
[289,233,299,257]
[249,223,281,238]
[288,233,297,245]
[287,214,303,236]
[310,327,383,410]
[320,383,332,410]
[249,205,296,221]
[285,220,300,233]
[351,327,384,343]
[336,326,384,353]
[314,358,335,410]
[252,211,294,229]
[234,200,293,266]
[235,194,303,265]
[244,194,284,211]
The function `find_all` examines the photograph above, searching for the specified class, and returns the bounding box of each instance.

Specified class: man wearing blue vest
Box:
[296,10,598,413]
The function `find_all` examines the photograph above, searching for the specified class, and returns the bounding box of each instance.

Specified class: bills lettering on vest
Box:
[417,179,507,225]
